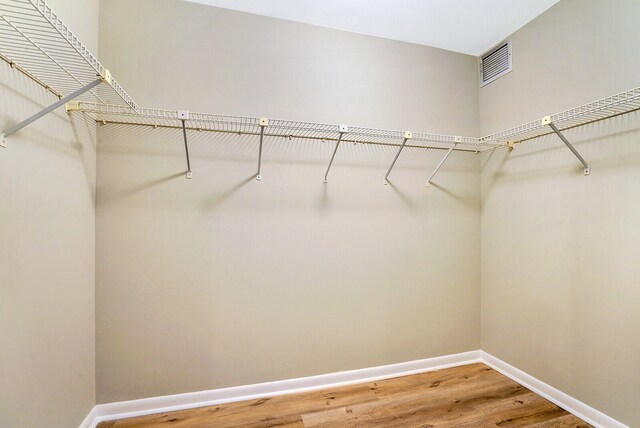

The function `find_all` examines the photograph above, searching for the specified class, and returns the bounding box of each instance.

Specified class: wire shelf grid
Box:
[2,0,639,158]
[76,102,497,152]
[0,0,138,109]
[481,87,640,144]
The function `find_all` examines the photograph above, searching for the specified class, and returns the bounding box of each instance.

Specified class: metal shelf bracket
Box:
[323,125,348,183]
[543,116,591,176]
[256,117,269,181]
[179,110,192,179]
[0,77,103,149]
[426,137,460,187]
[384,131,412,185]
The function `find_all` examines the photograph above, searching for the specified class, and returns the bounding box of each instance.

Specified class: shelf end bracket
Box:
[384,131,412,185]
[0,78,103,148]
[323,125,348,183]
[179,111,192,179]
[427,137,459,187]
[101,69,112,85]
[256,117,269,181]
[544,116,591,176]
[65,100,81,113]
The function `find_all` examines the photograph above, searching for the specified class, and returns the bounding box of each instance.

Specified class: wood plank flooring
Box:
[98,363,591,427]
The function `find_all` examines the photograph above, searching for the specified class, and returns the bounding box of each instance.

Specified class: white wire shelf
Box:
[1,0,639,169]
[480,87,640,145]
[0,0,137,109]
[75,102,496,153]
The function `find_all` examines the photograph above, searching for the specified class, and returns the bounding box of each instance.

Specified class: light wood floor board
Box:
[97,363,591,427]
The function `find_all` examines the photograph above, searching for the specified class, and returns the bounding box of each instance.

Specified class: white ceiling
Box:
[183,0,559,56]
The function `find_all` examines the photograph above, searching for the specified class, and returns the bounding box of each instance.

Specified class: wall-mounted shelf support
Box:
[0,77,103,148]
[426,137,460,186]
[544,116,591,175]
[323,125,348,183]
[179,110,192,179]
[383,131,412,185]
[256,117,268,181]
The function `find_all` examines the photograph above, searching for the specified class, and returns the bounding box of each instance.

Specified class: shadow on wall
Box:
[1,67,97,203]
[0,78,93,159]
[204,174,256,211]
[480,146,511,206]
[106,171,186,203]
[96,123,482,213]
[429,182,479,211]
[70,112,98,201]
[95,122,474,172]
[480,113,640,205]
[385,179,419,211]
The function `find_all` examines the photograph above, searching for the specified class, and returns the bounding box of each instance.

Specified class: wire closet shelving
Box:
[0,0,137,107]
[1,0,639,183]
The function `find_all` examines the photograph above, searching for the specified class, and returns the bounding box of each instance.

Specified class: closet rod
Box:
[0,52,62,99]
[90,119,484,153]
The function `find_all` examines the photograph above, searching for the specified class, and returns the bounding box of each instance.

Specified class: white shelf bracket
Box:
[0,78,102,149]
[256,117,269,181]
[384,131,412,185]
[426,138,459,187]
[101,69,112,85]
[65,100,81,113]
[544,116,591,176]
[179,111,192,179]
[323,125,349,183]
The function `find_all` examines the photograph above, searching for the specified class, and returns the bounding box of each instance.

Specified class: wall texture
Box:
[480,1,640,426]
[96,0,481,403]
[0,0,98,427]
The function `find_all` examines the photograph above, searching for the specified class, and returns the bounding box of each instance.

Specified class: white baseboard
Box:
[95,350,481,422]
[481,351,628,428]
[78,406,97,428]
[89,350,627,428]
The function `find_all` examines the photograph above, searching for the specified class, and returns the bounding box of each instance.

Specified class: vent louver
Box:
[480,40,512,87]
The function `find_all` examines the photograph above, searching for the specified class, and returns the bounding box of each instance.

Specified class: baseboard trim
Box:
[78,406,97,428]
[481,351,628,428]
[95,350,481,422]
[92,350,627,428]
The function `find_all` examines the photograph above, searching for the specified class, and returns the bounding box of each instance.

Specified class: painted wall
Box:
[0,0,98,427]
[480,0,640,426]
[96,0,481,403]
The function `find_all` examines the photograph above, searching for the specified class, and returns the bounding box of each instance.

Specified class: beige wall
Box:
[96,0,481,403]
[3,0,637,424]
[0,0,98,427]
[480,1,640,426]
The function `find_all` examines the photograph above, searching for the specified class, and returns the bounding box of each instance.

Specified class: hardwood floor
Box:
[97,363,591,427]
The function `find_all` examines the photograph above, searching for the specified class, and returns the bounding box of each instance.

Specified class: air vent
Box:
[480,39,512,87]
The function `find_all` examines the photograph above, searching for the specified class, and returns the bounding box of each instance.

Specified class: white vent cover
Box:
[480,39,512,87]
